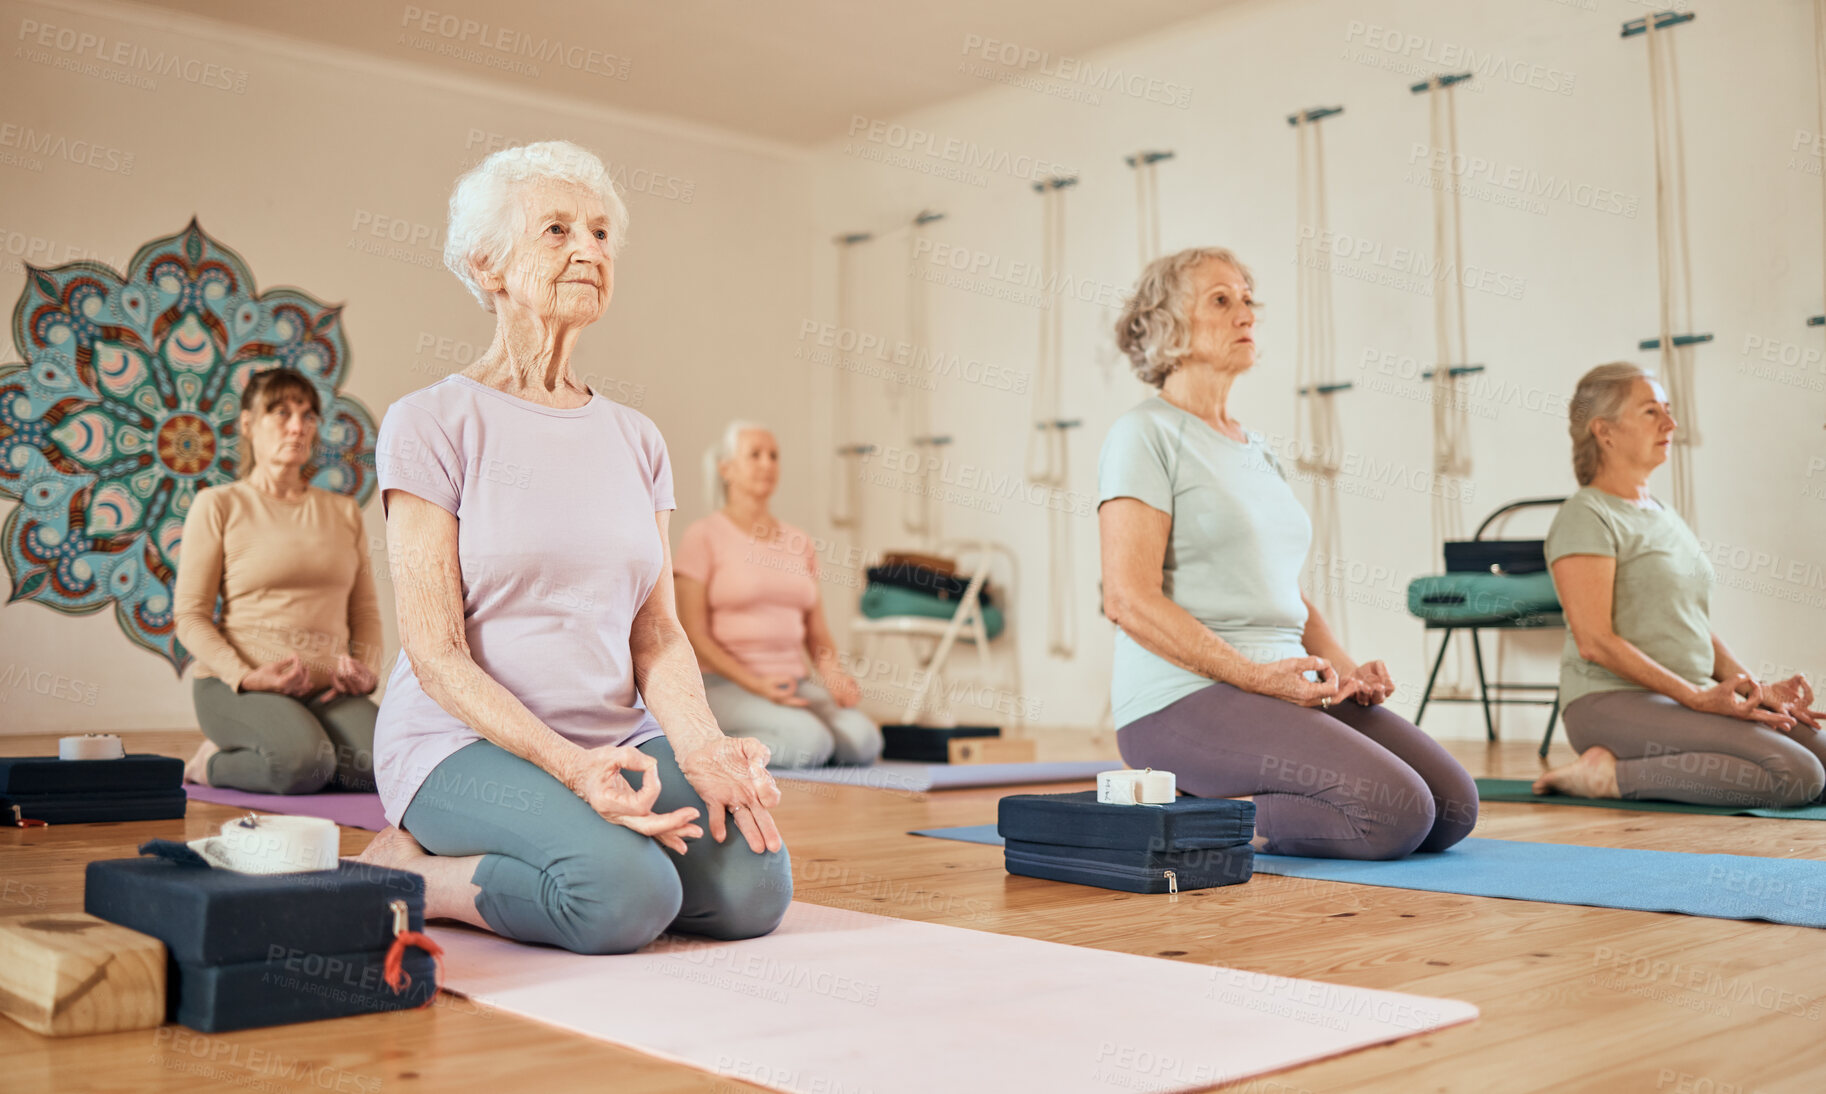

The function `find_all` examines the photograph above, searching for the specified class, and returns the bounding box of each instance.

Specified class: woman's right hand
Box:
[750,674,810,708]
[1685,674,1796,731]
[240,654,313,697]
[563,746,703,854]
[1242,656,1352,707]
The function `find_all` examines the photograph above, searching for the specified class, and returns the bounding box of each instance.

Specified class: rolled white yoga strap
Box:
[187,814,340,874]
[59,733,125,760]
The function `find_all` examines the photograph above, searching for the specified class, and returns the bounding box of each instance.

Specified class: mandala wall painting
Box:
[0,219,376,673]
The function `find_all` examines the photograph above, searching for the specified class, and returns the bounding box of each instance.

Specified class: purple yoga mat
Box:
[184,784,387,831]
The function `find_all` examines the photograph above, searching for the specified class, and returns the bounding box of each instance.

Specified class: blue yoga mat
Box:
[909,827,1826,928]
[775,760,1110,793]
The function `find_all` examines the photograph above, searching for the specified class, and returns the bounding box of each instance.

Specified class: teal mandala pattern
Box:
[0,219,376,672]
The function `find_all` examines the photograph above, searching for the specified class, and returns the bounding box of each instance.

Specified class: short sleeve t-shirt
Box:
[371,375,676,826]
[1097,396,1312,728]
[673,512,818,680]
[1544,486,1716,707]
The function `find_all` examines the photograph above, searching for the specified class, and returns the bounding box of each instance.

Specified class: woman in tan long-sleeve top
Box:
[173,368,386,793]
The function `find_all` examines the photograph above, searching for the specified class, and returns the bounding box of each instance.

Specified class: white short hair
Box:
[1115,246,1254,387]
[704,420,772,510]
[443,141,629,313]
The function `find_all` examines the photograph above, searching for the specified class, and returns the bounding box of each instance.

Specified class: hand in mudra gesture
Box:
[564,745,703,854]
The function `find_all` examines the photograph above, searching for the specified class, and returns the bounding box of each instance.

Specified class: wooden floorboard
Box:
[2,729,1822,1093]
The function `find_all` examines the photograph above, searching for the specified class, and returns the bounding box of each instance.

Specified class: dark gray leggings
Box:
[401,736,792,955]
[1564,690,1826,808]
[193,677,376,794]
[1116,682,1479,859]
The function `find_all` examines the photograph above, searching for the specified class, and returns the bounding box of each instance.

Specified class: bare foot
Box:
[353,826,430,870]
[1532,746,1621,799]
[184,739,219,786]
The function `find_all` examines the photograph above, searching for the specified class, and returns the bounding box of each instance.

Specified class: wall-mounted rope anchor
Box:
[1419,365,1486,380]
[1622,11,1696,38]
[1285,106,1343,126]
[1637,333,1712,350]
[1409,72,1473,95]
[1296,382,1355,395]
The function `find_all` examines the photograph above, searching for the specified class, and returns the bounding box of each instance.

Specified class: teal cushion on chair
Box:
[860,584,1005,639]
[1406,571,1560,624]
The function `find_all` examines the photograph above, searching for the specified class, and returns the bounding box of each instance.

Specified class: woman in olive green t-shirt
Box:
[1533,364,1823,807]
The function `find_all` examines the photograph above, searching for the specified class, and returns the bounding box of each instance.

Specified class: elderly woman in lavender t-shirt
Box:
[357,141,789,954]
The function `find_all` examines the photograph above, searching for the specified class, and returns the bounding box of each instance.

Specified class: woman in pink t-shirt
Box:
[674,422,882,768]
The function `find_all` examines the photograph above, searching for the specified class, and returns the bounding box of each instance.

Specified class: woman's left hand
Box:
[1340,660,1394,706]
[676,735,784,854]
[826,671,862,709]
[316,654,378,704]
[1763,674,1823,730]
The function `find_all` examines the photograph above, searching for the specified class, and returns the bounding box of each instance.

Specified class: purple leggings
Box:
[1117,682,1479,859]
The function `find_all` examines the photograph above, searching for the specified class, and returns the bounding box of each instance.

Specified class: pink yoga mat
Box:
[431,901,1476,1093]
[184,784,387,830]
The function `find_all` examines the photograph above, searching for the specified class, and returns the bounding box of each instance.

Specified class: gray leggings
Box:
[401,736,792,955]
[702,674,883,768]
[193,677,376,794]
[1564,690,1826,808]
[1116,682,1479,859]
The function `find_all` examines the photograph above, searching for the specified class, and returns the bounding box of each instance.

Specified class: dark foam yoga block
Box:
[1003,838,1254,894]
[881,724,999,762]
[2,788,187,825]
[998,790,1255,852]
[0,754,182,795]
[85,858,425,966]
[172,947,437,1032]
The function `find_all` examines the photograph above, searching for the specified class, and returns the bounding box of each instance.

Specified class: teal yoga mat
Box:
[909,827,1826,928]
[1475,778,1826,820]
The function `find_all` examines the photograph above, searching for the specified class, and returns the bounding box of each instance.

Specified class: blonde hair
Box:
[1568,362,1652,486]
[703,420,771,509]
[1114,246,1255,388]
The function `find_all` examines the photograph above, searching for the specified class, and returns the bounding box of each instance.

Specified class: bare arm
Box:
[674,575,770,692]
[345,501,387,679]
[384,489,590,784]
[1098,498,1337,704]
[802,584,844,679]
[1551,555,1713,701]
[630,512,725,756]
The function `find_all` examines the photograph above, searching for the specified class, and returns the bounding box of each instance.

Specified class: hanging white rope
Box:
[1642,13,1701,525]
[1426,76,1474,550]
[902,214,943,548]
[1291,111,1348,639]
[1028,178,1078,659]
[1128,151,1167,267]
[1817,0,1826,339]
[829,235,871,532]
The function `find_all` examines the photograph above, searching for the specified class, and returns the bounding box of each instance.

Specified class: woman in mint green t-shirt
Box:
[1098,247,1478,860]
[1533,364,1823,807]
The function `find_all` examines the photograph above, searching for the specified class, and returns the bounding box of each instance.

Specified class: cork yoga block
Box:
[0,912,166,1036]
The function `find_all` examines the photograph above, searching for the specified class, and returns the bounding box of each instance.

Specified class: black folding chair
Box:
[1412,498,1567,755]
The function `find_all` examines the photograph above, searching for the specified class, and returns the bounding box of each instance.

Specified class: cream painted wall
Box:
[0,0,815,732]
[805,0,1826,740]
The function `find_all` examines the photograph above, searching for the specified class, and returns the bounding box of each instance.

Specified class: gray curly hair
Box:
[444,140,629,313]
[1114,246,1254,387]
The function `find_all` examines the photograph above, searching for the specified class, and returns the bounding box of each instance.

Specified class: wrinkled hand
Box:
[1763,674,1822,731]
[241,654,313,697]
[1340,660,1394,706]
[676,735,783,854]
[316,654,378,704]
[824,670,862,709]
[1244,656,1353,708]
[1687,674,1795,731]
[563,745,702,854]
[753,674,809,708]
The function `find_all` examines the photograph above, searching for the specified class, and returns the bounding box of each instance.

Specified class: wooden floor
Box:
[4,728,1823,1093]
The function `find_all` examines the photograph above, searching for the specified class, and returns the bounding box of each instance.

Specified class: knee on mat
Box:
[549,847,684,955]
[690,849,794,941]
[829,717,883,766]
[1762,754,1826,809]
[1350,778,1437,861]
[267,739,337,795]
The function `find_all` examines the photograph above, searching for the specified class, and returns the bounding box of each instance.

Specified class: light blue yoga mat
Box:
[909,827,1826,929]
[775,759,1110,793]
